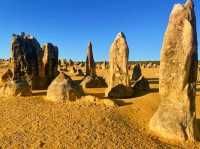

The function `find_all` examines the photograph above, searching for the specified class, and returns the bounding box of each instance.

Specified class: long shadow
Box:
[113,100,133,106]
[74,79,83,84]
[133,88,159,98]
[85,92,105,99]
[146,78,159,80]
[147,78,159,84]
[195,119,200,141]
[148,80,159,84]
[149,88,159,93]
[32,90,47,96]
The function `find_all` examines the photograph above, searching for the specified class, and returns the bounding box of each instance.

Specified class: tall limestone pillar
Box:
[105,32,133,98]
[85,41,96,77]
[149,0,199,141]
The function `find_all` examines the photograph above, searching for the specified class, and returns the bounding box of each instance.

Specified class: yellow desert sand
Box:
[0,61,200,149]
[0,0,199,148]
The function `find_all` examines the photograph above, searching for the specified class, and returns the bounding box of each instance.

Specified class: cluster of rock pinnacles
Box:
[0,0,198,143]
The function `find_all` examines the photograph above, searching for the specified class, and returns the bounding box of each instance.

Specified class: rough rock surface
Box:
[105,32,132,98]
[131,76,150,91]
[101,61,107,69]
[0,64,31,97]
[11,33,41,86]
[86,41,96,76]
[106,84,134,99]
[11,33,59,90]
[81,75,107,89]
[1,69,13,83]
[149,0,199,142]
[75,69,84,76]
[0,80,32,97]
[130,64,150,91]
[131,64,142,81]
[40,43,59,88]
[47,72,84,102]
[81,42,107,88]
[68,59,74,66]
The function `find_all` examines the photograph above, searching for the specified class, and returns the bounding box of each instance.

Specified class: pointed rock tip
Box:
[88,41,92,47]
[117,32,125,37]
[171,0,193,15]
[171,4,184,15]
[184,0,193,8]
[115,32,126,41]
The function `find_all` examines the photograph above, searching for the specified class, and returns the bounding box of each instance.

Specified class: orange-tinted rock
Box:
[149,0,199,142]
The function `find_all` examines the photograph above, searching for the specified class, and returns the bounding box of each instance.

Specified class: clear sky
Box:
[0,0,199,61]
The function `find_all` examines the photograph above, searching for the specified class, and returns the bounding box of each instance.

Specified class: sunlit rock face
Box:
[105,32,134,98]
[0,69,32,97]
[47,72,84,102]
[149,0,199,142]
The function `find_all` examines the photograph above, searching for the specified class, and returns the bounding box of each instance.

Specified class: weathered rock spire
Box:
[149,0,199,142]
[86,41,96,76]
[105,32,133,98]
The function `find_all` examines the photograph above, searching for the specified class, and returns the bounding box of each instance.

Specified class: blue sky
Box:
[0,0,199,61]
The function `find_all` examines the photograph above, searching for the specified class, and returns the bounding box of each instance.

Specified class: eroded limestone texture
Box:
[149,0,199,142]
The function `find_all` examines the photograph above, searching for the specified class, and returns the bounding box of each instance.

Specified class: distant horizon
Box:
[0,0,199,61]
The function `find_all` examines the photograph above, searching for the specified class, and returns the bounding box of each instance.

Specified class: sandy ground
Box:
[0,63,200,148]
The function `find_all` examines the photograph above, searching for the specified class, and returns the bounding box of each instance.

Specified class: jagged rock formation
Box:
[131,76,150,91]
[1,69,13,83]
[75,69,84,76]
[81,42,107,88]
[11,33,41,86]
[0,80,32,97]
[69,67,77,74]
[58,59,68,71]
[10,33,59,89]
[101,61,107,69]
[149,0,199,142]
[131,64,142,81]
[68,59,74,66]
[41,43,59,86]
[86,41,96,76]
[47,72,84,102]
[105,32,133,98]
[130,64,150,91]
[0,69,31,96]
[81,75,107,88]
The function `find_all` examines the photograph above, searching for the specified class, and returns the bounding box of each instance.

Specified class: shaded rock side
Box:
[47,72,84,102]
[80,75,107,88]
[0,80,32,97]
[85,41,96,76]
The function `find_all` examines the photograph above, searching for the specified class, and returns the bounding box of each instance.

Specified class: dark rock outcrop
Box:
[10,33,59,90]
